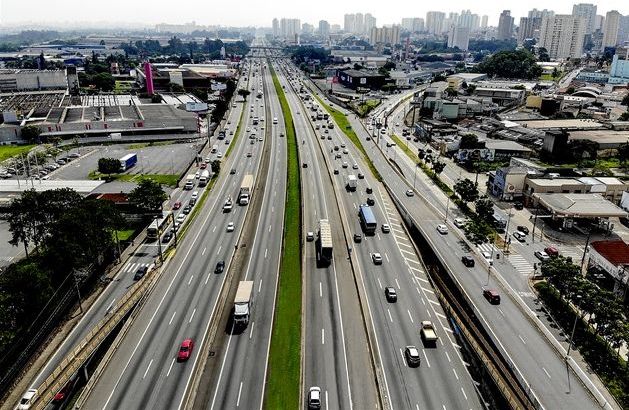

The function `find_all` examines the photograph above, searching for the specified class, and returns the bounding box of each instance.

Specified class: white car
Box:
[482,251,494,266]
[307,386,321,409]
[381,224,391,233]
[371,252,383,265]
[342,162,349,168]
[227,222,235,232]
[176,214,186,224]
[195,171,200,179]
[18,389,38,410]
[306,232,315,241]
[436,224,448,234]
[217,152,223,158]
[352,163,358,169]
[453,218,466,228]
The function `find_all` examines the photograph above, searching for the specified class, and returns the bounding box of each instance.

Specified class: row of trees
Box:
[475,49,543,80]
[1,189,124,354]
[118,37,249,60]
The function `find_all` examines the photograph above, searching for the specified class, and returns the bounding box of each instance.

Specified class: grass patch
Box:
[535,282,629,408]
[314,95,382,181]
[265,63,302,410]
[89,171,180,187]
[0,144,35,162]
[127,141,175,150]
[355,99,381,117]
[114,229,135,242]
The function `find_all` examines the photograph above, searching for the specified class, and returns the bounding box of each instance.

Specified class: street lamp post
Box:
[566,295,583,358]
[444,194,451,223]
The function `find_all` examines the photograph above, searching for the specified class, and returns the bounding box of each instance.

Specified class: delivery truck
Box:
[239,174,253,205]
[233,281,254,327]
[316,219,333,267]
[119,153,137,171]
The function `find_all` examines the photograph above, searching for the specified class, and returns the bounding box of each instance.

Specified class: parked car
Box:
[516,225,529,235]
[453,218,466,228]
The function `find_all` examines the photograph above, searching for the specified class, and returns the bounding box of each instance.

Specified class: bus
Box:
[147,212,172,241]
[359,205,377,235]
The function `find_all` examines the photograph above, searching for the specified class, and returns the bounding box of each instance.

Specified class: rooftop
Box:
[340,69,384,78]
[515,119,604,130]
[533,193,628,218]
[528,178,584,187]
[485,139,532,152]
[590,240,629,267]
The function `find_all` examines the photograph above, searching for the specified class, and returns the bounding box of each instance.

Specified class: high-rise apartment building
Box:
[618,15,629,44]
[481,15,488,29]
[518,15,546,44]
[448,26,470,50]
[497,10,514,40]
[594,15,605,32]
[302,23,314,35]
[355,13,364,34]
[459,10,480,32]
[369,25,401,45]
[539,14,585,59]
[344,13,375,35]
[572,3,597,35]
[280,18,301,39]
[602,10,621,49]
[344,14,356,33]
[318,20,330,37]
[272,18,279,37]
[364,14,377,34]
[426,11,445,35]
[401,18,425,33]
[528,9,555,20]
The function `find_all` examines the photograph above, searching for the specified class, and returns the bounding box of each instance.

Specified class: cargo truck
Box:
[420,321,438,346]
[239,174,253,205]
[316,219,333,267]
[119,153,137,171]
[346,175,357,192]
[184,174,195,190]
[198,170,210,187]
[233,281,253,327]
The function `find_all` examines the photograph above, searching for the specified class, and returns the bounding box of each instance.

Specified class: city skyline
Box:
[0,0,627,28]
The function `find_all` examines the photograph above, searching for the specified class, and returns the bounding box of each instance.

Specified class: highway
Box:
[79,58,270,409]
[286,63,483,410]
[327,85,603,409]
[275,61,378,410]
[25,66,250,401]
[203,56,286,410]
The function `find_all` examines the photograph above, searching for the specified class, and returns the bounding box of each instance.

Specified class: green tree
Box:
[21,125,41,141]
[475,196,494,223]
[454,178,479,203]
[237,89,251,100]
[98,157,121,175]
[128,179,168,215]
[541,256,580,296]
[460,134,480,149]
[475,49,543,79]
[464,219,492,244]
[432,161,445,175]
[92,72,115,91]
[551,67,559,79]
[617,141,629,166]
[569,139,599,162]
[620,94,629,106]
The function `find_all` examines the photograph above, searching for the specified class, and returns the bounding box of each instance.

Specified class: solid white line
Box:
[249,321,255,340]
[236,381,244,407]
[461,387,468,400]
[143,359,153,379]
[105,298,116,313]
[166,358,175,377]
[326,391,329,410]
[168,311,176,325]
[319,282,322,298]
[189,308,196,323]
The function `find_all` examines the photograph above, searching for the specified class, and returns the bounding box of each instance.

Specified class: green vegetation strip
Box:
[266,64,302,410]
[314,95,382,181]
[535,282,629,408]
[226,71,251,158]
[0,144,35,162]
[89,172,179,187]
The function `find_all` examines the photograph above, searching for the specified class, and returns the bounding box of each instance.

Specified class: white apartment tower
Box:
[572,3,597,35]
[448,26,470,50]
[426,11,445,35]
[602,10,621,49]
[539,14,586,59]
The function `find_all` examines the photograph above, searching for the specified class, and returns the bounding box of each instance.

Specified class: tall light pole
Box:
[566,294,583,358]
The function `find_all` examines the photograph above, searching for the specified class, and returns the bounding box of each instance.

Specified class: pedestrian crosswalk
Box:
[122,261,154,274]
[477,243,497,254]
[555,246,583,261]
[508,254,534,276]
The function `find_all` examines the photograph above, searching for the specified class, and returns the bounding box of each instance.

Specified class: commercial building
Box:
[572,3,597,35]
[602,10,622,49]
[531,193,627,225]
[497,10,514,40]
[0,69,68,92]
[472,87,525,106]
[448,26,470,51]
[609,53,629,84]
[589,240,629,298]
[426,11,446,35]
[336,69,385,90]
[539,15,586,60]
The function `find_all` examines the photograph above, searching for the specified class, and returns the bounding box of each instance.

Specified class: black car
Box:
[334,169,339,175]
[366,187,373,194]
[385,287,397,302]
[230,168,236,175]
[517,225,529,235]
[461,255,475,267]
[302,163,308,168]
[162,230,173,243]
[215,260,225,274]
[366,197,375,206]
[514,202,524,210]
[353,233,362,243]
[183,205,192,215]
[134,266,148,280]
[357,173,364,179]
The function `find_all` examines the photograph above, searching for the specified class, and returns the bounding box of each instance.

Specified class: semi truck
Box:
[239,174,253,205]
[316,219,333,267]
[119,153,137,171]
[346,175,357,192]
[233,281,254,327]
[420,321,438,346]
[198,170,211,187]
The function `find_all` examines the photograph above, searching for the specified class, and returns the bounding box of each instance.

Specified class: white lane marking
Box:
[445,351,452,363]
[322,328,325,345]
[217,245,222,255]
[166,358,175,377]
[385,253,390,262]
[249,321,255,340]
[498,308,505,317]
[400,348,407,367]
[269,225,272,232]
[205,273,211,285]
[542,367,551,379]
[236,381,244,407]
[319,282,322,298]
[407,310,414,323]
[422,350,431,368]
[105,298,116,313]
[189,308,196,323]
[387,309,393,323]
[518,334,526,345]
[168,311,176,325]
[452,368,459,380]
[377,277,382,289]
[143,359,153,379]
[259,280,263,293]
[188,275,194,285]
[395,278,400,288]
[202,247,206,256]
[212,226,216,232]
[461,387,468,400]
[326,391,329,409]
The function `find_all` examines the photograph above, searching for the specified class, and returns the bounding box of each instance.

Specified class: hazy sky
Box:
[0,0,626,28]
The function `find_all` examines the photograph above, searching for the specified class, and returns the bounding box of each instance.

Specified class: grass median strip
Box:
[314,95,382,181]
[265,64,302,410]
[226,72,250,159]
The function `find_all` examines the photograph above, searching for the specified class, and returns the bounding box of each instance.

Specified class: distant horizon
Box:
[0,1,627,30]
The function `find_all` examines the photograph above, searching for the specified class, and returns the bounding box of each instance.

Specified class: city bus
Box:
[359,204,377,235]
[147,212,172,241]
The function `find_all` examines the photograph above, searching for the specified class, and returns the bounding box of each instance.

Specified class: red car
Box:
[173,201,182,210]
[200,163,207,169]
[177,338,194,362]
[53,379,74,403]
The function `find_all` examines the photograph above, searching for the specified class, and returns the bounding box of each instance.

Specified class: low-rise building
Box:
[472,87,525,106]
[589,240,629,298]
[336,69,386,90]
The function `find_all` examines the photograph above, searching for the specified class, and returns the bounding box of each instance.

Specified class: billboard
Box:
[185,102,209,112]
[456,148,494,163]
[211,81,227,91]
